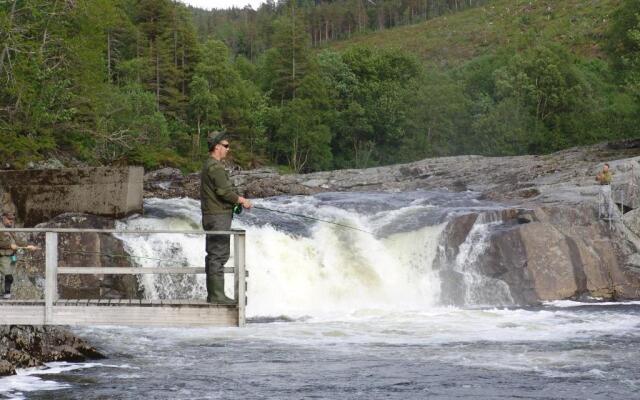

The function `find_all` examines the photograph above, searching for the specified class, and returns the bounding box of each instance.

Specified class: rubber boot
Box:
[3,275,13,299]
[206,274,235,305]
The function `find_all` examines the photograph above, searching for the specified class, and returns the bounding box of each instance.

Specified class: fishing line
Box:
[251,205,373,235]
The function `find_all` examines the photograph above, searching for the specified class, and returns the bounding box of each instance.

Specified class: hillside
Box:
[1,0,637,173]
[331,0,621,66]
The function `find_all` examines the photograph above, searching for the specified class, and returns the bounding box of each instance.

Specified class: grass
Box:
[329,0,622,66]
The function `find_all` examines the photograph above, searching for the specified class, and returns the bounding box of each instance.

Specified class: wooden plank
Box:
[0,305,46,324]
[0,299,43,305]
[0,303,239,326]
[50,306,238,327]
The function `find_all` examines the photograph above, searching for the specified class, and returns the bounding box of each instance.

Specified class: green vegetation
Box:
[1,0,639,172]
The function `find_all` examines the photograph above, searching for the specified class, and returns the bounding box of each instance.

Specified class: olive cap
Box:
[207,131,228,151]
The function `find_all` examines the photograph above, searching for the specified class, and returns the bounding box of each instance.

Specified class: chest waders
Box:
[1,254,16,297]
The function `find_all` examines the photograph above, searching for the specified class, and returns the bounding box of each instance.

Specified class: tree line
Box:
[1,0,640,173]
[191,0,489,61]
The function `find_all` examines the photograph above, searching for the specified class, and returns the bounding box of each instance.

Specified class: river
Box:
[1,192,639,399]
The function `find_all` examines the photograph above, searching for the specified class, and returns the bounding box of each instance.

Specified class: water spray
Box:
[234,204,373,235]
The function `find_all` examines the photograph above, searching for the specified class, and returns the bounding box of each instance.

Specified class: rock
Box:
[143,167,184,198]
[436,205,640,305]
[623,208,640,237]
[142,140,640,303]
[21,213,143,300]
[27,158,65,170]
[0,325,104,376]
[144,141,640,206]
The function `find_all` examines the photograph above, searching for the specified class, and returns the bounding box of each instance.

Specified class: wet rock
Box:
[436,205,640,305]
[143,167,185,199]
[0,325,104,376]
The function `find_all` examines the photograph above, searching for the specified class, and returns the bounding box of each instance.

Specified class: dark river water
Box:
[2,303,638,399]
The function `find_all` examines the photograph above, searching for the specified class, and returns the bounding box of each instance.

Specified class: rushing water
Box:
[1,192,639,399]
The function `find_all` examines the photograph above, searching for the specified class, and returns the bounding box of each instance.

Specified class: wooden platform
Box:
[0,228,247,327]
[0,299,238,327]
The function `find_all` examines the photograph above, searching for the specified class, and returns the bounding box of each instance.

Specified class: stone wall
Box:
[0,167,143,226]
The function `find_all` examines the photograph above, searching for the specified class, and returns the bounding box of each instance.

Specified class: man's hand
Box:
[238,197,253,209]
[10,243,17,251]
[25,245,39,251]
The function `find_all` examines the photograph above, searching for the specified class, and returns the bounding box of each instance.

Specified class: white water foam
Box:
[0,362,135,399]
[452,213,514,306]
[115,197,445,318]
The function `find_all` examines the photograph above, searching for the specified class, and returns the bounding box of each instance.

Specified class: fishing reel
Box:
[232,203,243,215]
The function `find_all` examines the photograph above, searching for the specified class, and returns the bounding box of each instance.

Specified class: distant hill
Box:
[330,0,621,66]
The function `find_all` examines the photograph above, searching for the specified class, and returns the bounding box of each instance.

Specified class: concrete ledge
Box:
[0,167,143,226]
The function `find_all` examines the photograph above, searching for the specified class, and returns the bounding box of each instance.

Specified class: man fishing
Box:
[200,131,252,304]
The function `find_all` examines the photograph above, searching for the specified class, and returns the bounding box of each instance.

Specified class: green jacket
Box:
[0,222,15,257]
[200,157,239,214]
[599,170,612,185]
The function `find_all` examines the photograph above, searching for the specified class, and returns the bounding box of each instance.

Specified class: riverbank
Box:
[0,326,103,376]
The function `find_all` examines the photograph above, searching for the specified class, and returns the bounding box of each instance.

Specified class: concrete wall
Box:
[0,167,143,226]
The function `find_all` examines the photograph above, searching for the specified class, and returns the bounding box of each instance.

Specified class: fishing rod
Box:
[243,205,373,235]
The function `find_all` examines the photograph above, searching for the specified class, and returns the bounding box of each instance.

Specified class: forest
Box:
[1,0,640,172]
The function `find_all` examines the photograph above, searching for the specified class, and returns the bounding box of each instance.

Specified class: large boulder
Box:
[435,206,640,305]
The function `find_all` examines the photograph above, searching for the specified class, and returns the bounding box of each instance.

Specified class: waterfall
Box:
[449,212,514,306]
[114,192,513,318]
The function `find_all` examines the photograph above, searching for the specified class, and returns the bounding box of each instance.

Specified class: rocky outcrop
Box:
[145,141,640,205]
[145,140,640,304]
[144,167,321,199]
[0,325,104,376]
[435,205,640,305]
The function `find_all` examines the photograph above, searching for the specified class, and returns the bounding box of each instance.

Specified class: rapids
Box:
[1,192,638,399]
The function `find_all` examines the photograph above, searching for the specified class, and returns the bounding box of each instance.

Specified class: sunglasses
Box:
[219,143,230,149]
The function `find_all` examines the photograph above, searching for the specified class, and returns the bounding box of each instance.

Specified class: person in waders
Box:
[200,131,252,304]
[0,203,38,299]
[596,163,614,219]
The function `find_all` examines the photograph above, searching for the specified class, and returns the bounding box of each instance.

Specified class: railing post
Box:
[234,233,246,327]
[45,232,58,324]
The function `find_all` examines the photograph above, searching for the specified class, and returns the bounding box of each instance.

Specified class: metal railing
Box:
[598,186,619,229]
[0,228,247,327]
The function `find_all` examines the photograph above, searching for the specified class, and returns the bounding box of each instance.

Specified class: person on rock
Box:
[0,209,38,299]
[200,131,252,304]
[596,163,614,219]
[596,163,613,185]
